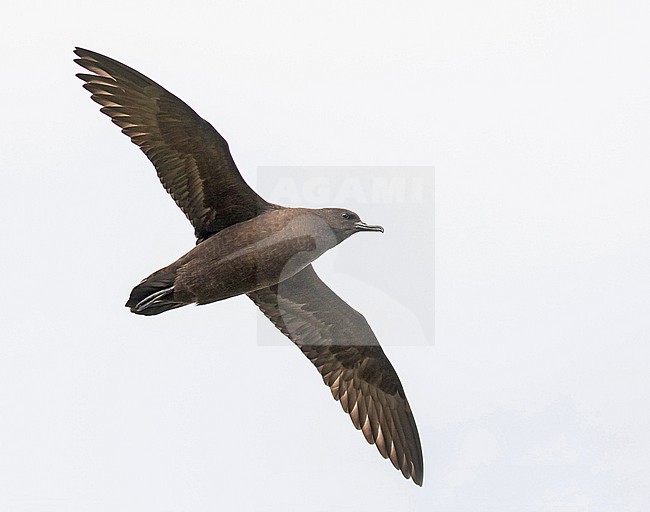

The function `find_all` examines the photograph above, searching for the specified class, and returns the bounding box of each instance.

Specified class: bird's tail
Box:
[125,267,186,316]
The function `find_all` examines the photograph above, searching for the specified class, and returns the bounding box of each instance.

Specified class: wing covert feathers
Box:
[248,265,424,486]
[74,47,274,241]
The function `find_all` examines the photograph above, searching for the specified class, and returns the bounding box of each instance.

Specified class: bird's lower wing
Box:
[247,265,424,485]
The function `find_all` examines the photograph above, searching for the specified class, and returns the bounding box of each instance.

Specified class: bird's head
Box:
[316,208,384,242]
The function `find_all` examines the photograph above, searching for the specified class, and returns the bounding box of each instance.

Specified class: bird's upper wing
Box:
[74,48,274,241]
[248,265,424,485]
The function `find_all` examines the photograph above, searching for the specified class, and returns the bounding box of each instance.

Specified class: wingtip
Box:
[74,47,102,62]
[412,450,424,486]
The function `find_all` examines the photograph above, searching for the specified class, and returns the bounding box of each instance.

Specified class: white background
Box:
[1,1,649,510]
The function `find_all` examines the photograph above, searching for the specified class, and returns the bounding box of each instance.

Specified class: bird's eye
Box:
[341,212,351,219]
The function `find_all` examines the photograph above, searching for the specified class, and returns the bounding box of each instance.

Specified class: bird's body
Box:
[127,207,355,314]
[75,47,424,485]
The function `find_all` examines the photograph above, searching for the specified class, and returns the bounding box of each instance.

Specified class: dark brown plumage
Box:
[75,47,424,485]
[249,266,424,483]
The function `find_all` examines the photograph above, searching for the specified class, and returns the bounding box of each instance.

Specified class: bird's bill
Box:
[354,221,384,233]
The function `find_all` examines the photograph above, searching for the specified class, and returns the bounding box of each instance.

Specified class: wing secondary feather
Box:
[74,47,275,241]
[248,265,424,485]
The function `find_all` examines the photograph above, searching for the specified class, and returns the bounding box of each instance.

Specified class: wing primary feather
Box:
[247,265,424,485]
[74,47,275,240]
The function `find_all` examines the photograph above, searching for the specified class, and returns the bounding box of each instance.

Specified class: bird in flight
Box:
[74,47,424,485]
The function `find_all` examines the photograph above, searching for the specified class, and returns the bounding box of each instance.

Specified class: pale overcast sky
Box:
[1,1,650,510]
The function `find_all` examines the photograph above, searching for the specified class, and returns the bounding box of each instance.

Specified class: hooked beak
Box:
[354,221,384,233]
